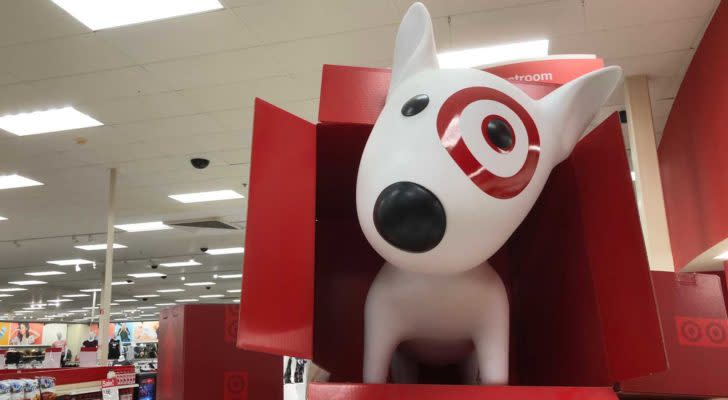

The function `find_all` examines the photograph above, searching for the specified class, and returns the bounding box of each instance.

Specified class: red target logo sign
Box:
[224,371,248,400]
[675,316,728,348]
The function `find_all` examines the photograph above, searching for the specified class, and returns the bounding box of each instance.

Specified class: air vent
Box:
[165,218,240,231]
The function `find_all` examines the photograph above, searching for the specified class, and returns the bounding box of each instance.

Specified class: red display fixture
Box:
[158,305,282,400]
[620,271,728,398]
[237,59,669,399]
[658,0,728,271]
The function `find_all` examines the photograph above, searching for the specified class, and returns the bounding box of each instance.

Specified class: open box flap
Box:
[237,99,316,358]
[507,114,666,385]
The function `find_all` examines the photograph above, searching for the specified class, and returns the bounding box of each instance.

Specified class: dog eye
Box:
[401,94,429,117]
[482,116,515,152]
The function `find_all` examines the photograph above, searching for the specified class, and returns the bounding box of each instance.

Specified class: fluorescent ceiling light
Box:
[169,190,243,204]
[0,294,14,298]
[137,306,156,310]
[160,260,201,268]
[0,216,6,221]
[714,251,728,260]
[205,247,245,255]
[83,306,99,310]
[112,281,134,285]
[133,294,160,298]
[0,107,102,136]
[184,282,215,287]
[233,299,240,303]
[113,299,138,303]
[127,272,166,278]
[25,271,66,277]
[75,243,127,251]
[226,289,241,293]
[438,39,549,69]
[199,294,224,298]
[62,294,89,298]
[0,174,44,190]
[109,302,119,306]
[217,274,242,279]
[176,299,198,303]
[155,303,175,306]
[115,221,172,232]
[0,288,27,292]
[14,311,33,314]
[47,259,94,266]
[157,289,184,293]
[9,280,47,286]
[48,299,73,303]
[80,288,102,292]
[50,0,224,30]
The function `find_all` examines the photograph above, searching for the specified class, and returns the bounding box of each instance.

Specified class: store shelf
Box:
[55,382,138,396]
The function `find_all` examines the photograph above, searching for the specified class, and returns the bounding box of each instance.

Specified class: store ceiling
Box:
[0,0,719,320]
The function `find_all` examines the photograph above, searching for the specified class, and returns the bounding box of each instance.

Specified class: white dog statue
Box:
[356,2,622,385]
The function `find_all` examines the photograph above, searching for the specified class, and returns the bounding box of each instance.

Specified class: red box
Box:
[237,61,669,399]
[157,305,281,400]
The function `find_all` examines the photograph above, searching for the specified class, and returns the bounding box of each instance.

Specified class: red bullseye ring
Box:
[436,87,540,199]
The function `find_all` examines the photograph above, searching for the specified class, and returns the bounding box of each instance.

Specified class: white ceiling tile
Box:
[648,76,682,101]
[232,0,400,43]
[0,34,136,81]
[97,9,259,64]
[605,50,692,78]
[392,0,555,18]
[267,25,397,72]
[109,114,226,144]
[142,46,285,90]
[207,108,254,134]
[551,17,705,60]
[584,0,718,31]
[78,91,199,125]
[651,99,674,118]
[0,0,89,47]
[448,0,585,50]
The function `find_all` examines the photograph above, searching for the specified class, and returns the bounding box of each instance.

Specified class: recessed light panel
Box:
[25,271,66,277]
[217,274,242,279]
[127,272,166,278]
[199,294,224,298]
[50,0,224,30]
[713,251,728,260]
[0,174,44,190]
[113,299,138,303]
[155,303,175,306]
[112,281,134,285]
[184,282,215,287]
[0,107,102,136]
[437,39,549,69]
[115,221,172,232]
[226,289,241,293]
[75,243,127,251]
[80,288,102,292]
[157,289,184,293]
[160,260,201,268]
[133,294,160,298]
[9,280,46,286]
[0,288,27,292]
[176,299,199,303]
[62,294,90,298]
[169,190,243,203]
[47,259,94,266]
[0,216,7,221]
[205,247,245,255]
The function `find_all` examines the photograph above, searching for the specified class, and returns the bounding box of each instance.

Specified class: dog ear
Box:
[539,66,622,161]
[388,2,439,99]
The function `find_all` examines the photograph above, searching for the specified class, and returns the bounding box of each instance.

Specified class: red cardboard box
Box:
[237,60,669,399]
[158,305,282,400]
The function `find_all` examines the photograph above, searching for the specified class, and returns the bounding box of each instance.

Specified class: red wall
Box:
[658,0,728,270]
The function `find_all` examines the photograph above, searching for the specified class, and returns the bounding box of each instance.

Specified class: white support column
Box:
[624,75,675,272]
[98,168,117,363]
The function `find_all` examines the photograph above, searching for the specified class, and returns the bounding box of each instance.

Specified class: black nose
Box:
[373,182,446,253]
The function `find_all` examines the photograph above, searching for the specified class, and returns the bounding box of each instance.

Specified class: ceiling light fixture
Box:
[169,190,243,204]
[133,294,159,298]
[0,288,27,292]
[184,282,215,287]
[9,280,46,286]
[176,299,199,303]
[62,294,89,298]
[157,289,184,293]
[217,274,242,279]
[48,299,73,303]
[226,289,241,293]
[155,303,175,306]
[112,281,134,285]
[127,272,166,278]
[0,216,7,221]
[0,106,102,136]
[137,306,157,310]
[49,0,224,30]
[713,251,728,260]
[113,299,138,303]
[75,243,127,251]
[115,221,172,232]
[160,260,200,268]
[205,247,245,255]
[0,294,14,298]
[47,259,94,266]
[199,294,224,298]
[25,271,66,277]
[0,174,44,190]
[80,288,102,292]
[437,39,549,69]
